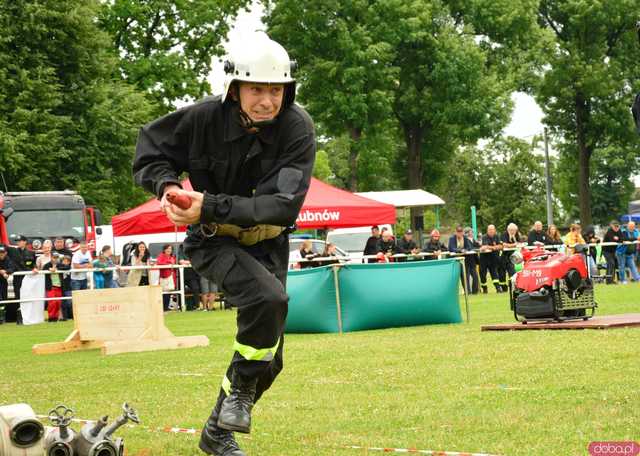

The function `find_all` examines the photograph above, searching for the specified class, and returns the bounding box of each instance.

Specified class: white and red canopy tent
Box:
[111,177,396,236]
[295,178,396,228]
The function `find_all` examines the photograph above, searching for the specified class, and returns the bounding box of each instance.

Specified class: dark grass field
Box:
[1,283,639,455]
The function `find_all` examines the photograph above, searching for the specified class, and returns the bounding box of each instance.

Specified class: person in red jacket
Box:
[42,253,64,322]
[156,244,177,311]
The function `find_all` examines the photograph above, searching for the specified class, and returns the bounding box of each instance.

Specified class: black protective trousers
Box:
[184,226,289,410]
[479,253,501,291]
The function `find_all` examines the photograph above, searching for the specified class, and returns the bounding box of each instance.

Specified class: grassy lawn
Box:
[1,283,639,455]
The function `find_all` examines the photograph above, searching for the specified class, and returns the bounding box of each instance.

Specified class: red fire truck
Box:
[0,191,100,252]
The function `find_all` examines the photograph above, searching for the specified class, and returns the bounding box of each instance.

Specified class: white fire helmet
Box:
[221,32,297,104]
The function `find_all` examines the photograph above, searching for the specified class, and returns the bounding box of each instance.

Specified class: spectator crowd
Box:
[2,219,639,324]
[357,220,640,295]
[0,238,225,325]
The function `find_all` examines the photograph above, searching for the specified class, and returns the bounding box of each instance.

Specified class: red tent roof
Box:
[111,179,193,236]
[112,178,396,236]
[295,178,396,228]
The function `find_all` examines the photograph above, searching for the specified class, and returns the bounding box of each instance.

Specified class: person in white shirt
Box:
[70,241,92,291]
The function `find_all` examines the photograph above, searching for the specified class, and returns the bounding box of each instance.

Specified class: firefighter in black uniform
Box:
[422,229,448,260]
[7,235,35,323]
[479,224,503,293]
[500,223,521,280]
[363,225,381,263]
[133,33,315,456]
[0,245,15,323]
[377,229,398,261]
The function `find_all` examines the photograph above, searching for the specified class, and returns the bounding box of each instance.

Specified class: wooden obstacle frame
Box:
[32,286,209,355]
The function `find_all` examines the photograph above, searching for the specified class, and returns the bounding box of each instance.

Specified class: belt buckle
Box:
[200,223,218,238]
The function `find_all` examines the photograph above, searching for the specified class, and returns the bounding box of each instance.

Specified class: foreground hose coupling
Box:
[0,402,139,456]
[75,403,139,456]
[45,405,76,456]
[0,403,46,456]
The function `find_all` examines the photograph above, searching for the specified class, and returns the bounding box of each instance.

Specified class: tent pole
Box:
[460,257,470,323]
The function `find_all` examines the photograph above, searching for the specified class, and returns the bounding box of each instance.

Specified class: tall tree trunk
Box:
[575,93,592,225]
[403,124,425,235]
[347,127,361,192]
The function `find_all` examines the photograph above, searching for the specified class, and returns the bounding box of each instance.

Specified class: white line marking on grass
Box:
[346,445,500,455]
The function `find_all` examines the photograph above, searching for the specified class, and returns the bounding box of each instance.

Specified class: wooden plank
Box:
[73,286,163,341]
[481,313,640,331]
[101,336,210,356]
[32,339,104,355]
[34,285,209,356]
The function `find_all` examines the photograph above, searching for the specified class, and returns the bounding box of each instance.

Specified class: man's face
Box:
[612,223,620,231]
[238,82,285,123]
[80,243,87,253]
[405,233,413,240]
[54,239,64,250]
[17,239,26,248]
[372,228,380,237]
[455,229,464,238]
[382,232,392,242]
[487,226,496,236]
[628,222,636,231]
[0,251,6,260]
[534,222,542,232]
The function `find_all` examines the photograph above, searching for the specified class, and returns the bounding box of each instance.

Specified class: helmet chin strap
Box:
[238,108,278,130]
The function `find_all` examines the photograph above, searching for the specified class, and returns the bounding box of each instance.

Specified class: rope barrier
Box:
[34,415,500,455]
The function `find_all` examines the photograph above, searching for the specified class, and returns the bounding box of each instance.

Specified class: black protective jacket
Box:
[603,228,623,254]
[133,97,316,230]
[0,255,14,280]
[397,237,417,254]
[422,240,448,253]
[363,236,379,255]
[8,246,35,271]
[527,230,547,245]
[481,234,502,262]
[377,238,398,255]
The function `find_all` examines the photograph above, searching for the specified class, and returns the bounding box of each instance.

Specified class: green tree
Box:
[555,142,637,225]
[536,0,640,225]
[312,150,333,182]
[439,137,552,231]
[265,0,398,191]
[100,0,250,114]
[369,0,520,228]
[0,0,154,218]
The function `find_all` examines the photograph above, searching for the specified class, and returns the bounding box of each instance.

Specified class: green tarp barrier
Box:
[286,259,462,333]
[285,266,340,333]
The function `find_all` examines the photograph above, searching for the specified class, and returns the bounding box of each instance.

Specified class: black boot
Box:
[217,372,257,434]
[199,408,246,455]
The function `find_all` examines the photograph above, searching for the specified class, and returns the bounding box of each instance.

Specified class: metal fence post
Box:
[332,265,343,334]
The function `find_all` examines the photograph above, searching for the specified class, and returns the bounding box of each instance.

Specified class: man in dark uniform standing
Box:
[479,224,503,293]
[377,229,398,261]
[363,225,381,263]
[133,33,315,456]
[7,235,35,323]
[0,246,15,322]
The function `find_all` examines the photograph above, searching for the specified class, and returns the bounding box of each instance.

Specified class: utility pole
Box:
[543,128,554,227]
